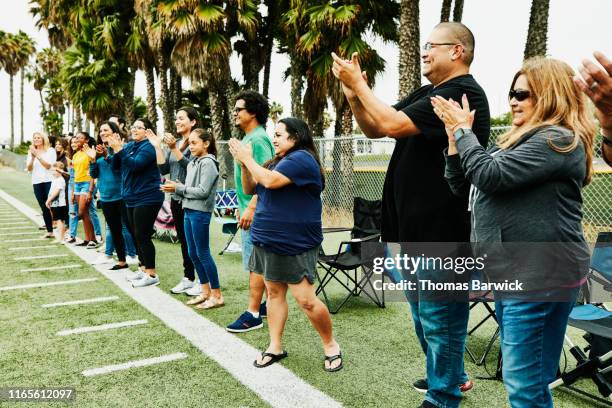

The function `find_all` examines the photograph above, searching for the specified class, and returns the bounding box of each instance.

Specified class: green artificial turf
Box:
[0,166,608,408]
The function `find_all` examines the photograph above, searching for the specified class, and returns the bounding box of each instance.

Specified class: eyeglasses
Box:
[508,89,530,102]
[130,125,146,130]
[233,107,247,114]
[422,42,458,51]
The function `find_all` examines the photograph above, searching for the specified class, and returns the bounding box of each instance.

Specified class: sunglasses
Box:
[508,89,530,102]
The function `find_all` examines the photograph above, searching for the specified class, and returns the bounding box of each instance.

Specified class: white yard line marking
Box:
[0,188,343,408]
[0,226,33,230]
[0,222,29,225]
[21,264,81,272]
[9,245,59,251]
[81,353,188,377]
[14,254,68,261]
[42,296,119,308]
[57,319,148,336]
[0,278,98,292]
[0,232,40,236]
[2,238,47,243]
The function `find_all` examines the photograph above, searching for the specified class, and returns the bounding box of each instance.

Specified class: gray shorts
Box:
[249,245,319,285]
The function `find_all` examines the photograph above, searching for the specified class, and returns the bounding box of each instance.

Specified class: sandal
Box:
[253,351,288,368]
[186,294,209,305]
[195,296,225,309]
[324,351,343,372]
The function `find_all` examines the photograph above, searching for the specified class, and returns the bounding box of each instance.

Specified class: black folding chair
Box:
[465,289,499,367]
[316,197,385,314]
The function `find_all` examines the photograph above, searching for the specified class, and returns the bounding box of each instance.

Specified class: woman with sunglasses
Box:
[432,57,595,408]
[108,118,164,288]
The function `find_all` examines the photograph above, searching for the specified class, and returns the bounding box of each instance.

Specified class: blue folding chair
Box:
[214,189,240,255]
[549,232,612,404]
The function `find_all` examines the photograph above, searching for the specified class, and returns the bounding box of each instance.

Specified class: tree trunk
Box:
[174,72,182,111]
[38,90,46,114]
[339,105,354,209]
[399,0,421,99]
[440,0,452,22]
[158,52,173,133]
[452,0,464,21]
[9,75,15,149]
[262,0,278,98]
[262,43,272,98]
[169,67,178,120]
[524,0,550,60]
[75,105,82,133]
[20,69,25,144]
[289,51,304,118]
[124,69,136,125]
[144,60,158,127]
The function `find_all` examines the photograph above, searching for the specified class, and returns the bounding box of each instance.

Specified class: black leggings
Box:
[125,204,162,269]
[33,182,53,232]
[170,198,195,280]
[100,200,129,262]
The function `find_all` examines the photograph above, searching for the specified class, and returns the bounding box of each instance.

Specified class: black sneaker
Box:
[418,401,437,408]
[413,379,428,393]
[75,240,89,247]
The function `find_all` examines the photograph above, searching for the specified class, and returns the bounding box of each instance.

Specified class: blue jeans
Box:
[184,209,220,289]
[68,185,101,238]
[495,289,578,408]
[104,221,137,257]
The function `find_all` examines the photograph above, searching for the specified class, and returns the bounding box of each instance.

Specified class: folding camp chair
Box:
[214,189,240,255]
[316,197,385,314]
[153,200,178,243]
[465,288,499,367]
[549,232,612,404]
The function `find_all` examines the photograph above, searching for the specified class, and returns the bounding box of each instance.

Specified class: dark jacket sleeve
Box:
[158,150,171,175]
[444,149,470,197]
[456,127,573,194]
[89,159,100,179]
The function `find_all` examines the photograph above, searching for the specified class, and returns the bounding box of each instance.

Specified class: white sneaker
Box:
[96,235,104,243]
[185,281,202,296]
[90,254,113,265]
[171,277,195,294]
[132,274,160,288]
[126,255,139,265]
[126,270,146,282]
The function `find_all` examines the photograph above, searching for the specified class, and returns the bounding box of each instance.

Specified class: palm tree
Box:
[269,101,283,124]
[1,32,24,149]
[524,0,550,60]
[398,0,421,99]
[16,32,37,144]
[440,0,452,22]
[452,0,464,21]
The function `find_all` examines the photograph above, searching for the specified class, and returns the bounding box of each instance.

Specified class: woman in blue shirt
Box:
[229,117,343,372]
[108,118,164,288]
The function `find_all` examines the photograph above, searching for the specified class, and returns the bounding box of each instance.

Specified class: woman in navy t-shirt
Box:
[229,117,343,372]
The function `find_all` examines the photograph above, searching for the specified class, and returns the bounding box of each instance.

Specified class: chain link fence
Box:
[217,126,611,243]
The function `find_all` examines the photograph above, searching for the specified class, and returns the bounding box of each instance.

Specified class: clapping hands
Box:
[228,138,253,164]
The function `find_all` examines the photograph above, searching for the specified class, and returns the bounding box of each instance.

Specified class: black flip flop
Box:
[109,264,129,270]
[324,351,343,372]
[253,351,288,368]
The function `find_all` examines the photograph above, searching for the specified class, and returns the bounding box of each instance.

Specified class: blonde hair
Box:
[497,57,596,185]
[33,132,51,151]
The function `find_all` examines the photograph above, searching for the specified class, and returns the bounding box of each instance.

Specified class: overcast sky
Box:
[1,0,611,143]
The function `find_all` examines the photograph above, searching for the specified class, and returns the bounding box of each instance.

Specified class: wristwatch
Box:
[453,128,470,141]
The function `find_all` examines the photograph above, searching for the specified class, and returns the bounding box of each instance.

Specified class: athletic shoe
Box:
[259,301,267,318]
[126,255,139,265]
[412,379,473,394]
[75,240,89,247]
[65,237,76,244]
[95,235,103,243]
[132,274,160,288]
[126,270,146,282]
[185,281,202,296]
[90,254,113,265]
[171,277,195,294]
[226,311,263,333]
[86,241,100,249]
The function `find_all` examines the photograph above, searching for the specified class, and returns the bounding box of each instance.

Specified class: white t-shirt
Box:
[28,148,57,184]
[49,176,66,207]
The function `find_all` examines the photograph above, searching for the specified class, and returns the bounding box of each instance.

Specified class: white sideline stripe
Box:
[14,254,68,260]
[82,353,188,377]
[0,221,29,225]
[0,278,98,292]
[2,238,47,243]
[0,226,33,230]
[42,296,119,308]
[0,188,343,408]
[9,245,58,251]
[57,319,148,336]
[21,264,81,272]
[0,232,40,236]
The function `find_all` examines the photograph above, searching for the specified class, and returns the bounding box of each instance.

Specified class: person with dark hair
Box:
[109,114,128,137]
[88,121,138,270]
[228,117,342,372]
[332,21,488,408]
[108,118,164,287]
[65,136,79,243]
[150,106,199,295]
[226,91,275,333]
[71,131,99,248]
[160,128,223,308]
[54,137,70,227]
